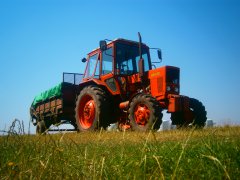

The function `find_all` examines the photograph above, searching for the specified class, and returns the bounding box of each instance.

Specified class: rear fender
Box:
[78,79,112,97]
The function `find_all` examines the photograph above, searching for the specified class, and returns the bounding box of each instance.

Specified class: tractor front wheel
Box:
[129,94,163,131]
[171,98,207,128]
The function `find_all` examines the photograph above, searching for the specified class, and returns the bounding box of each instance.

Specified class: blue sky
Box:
[0,0,240,132]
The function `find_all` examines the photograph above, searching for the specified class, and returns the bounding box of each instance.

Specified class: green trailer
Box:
[30,73,83,134]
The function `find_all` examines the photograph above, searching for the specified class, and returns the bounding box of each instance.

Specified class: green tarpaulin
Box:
[32,83,64,107]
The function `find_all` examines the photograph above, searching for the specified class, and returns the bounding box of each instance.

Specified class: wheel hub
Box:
[83,100,95,122]
[78,95,96,129]
[134,104,150,126]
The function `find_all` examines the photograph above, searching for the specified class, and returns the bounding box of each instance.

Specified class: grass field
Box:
[0,126,239,179]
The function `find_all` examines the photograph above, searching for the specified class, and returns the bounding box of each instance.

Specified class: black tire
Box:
[171,98,207,128]
[129,94,163,131]
[75,85,110,131]
[36,121,47,135]
[170,112,185,127]
[190,98,207,127]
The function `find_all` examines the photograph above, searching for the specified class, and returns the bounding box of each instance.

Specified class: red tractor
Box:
[30,33,207,133]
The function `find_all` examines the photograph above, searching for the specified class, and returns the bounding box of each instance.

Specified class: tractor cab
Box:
[82,39,153,98]
[82,38,180,101]
[83,39,151,77]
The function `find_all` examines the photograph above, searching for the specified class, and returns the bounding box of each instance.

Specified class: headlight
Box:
[167,86,171,91]
[175,87,179,93]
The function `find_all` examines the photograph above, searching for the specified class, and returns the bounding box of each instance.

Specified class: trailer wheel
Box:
[129,94,162,131]
[75,86,110,131]
[171,98,207,128]
[36,121,47,135]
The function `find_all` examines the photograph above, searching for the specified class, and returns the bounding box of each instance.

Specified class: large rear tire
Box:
[75,86,110,131]
[171,98,207,128]
[129,94,163,131]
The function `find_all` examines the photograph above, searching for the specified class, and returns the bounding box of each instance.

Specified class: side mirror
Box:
[82,58,87,63]
[100,40,107,51]
[157,49,162,60]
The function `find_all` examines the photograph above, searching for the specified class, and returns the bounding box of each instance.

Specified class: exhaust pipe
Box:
[138,32,145,81]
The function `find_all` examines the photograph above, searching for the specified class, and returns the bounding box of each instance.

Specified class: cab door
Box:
[100,46,121,95]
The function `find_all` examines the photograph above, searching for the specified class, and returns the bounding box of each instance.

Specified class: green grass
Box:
[0,126,240,179]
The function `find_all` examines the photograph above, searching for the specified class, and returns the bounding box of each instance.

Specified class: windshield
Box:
[116,43,150,75]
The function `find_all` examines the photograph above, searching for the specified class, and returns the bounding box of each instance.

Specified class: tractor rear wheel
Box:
[75,85,110,131]
[171,98,207,128]
[129,94,163,131]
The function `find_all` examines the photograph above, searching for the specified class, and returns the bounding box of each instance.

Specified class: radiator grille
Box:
[151,77,163,96]
[157,77,163,93]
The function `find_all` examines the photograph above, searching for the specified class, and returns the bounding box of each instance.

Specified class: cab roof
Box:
[87,38,148,56]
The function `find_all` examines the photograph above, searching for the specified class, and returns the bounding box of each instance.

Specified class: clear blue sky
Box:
[1,0,240,132]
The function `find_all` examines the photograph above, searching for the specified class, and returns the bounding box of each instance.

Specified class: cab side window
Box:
[102,47,113,75]
[85,53,99,78]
